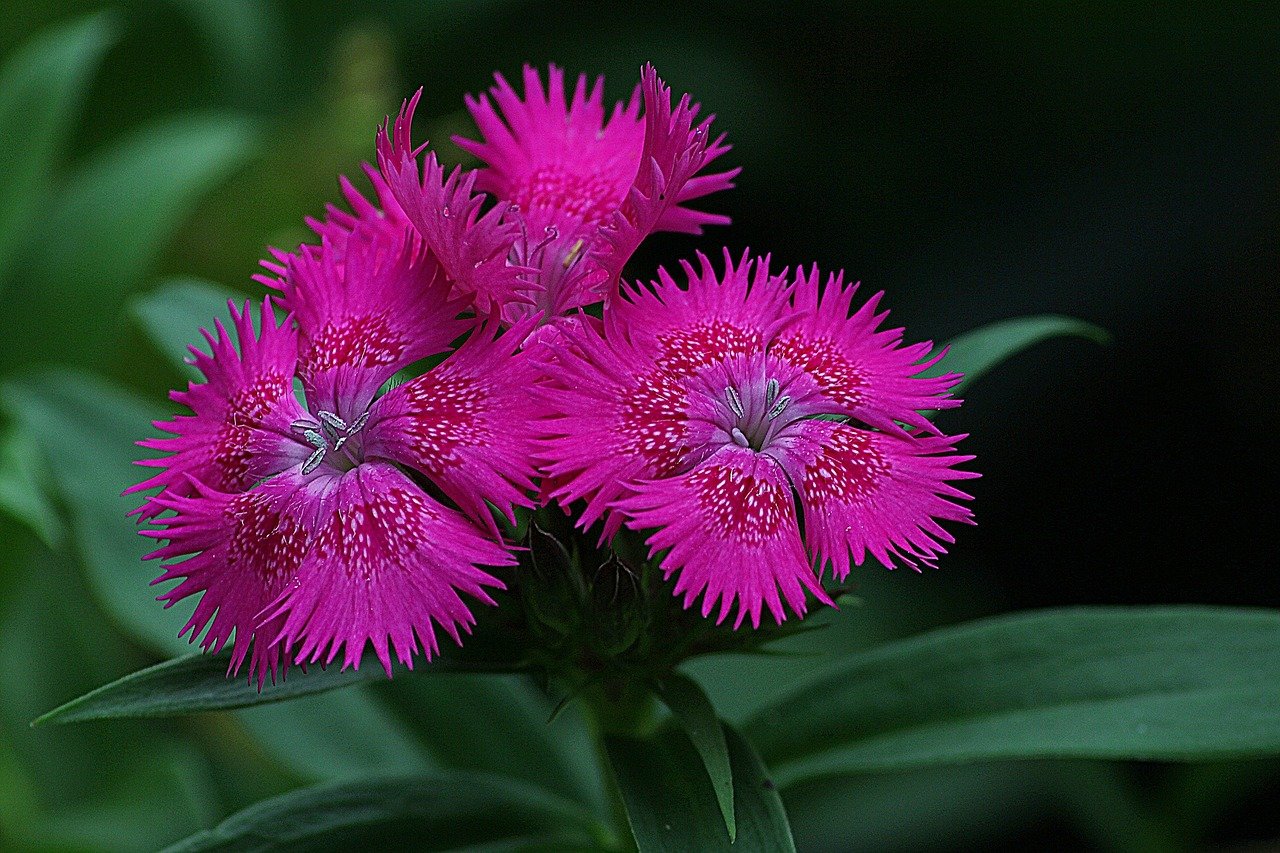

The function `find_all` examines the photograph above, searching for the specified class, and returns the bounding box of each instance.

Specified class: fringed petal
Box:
[773,420,978,575]
[142,472,317,688]
[270,222,471,420]
[364,317,540,531]
[771,266,963,433]
[594,64,739,289]
[376,91,526,310]
[128,299,307,520]
[261,461,510,677]
[618,447,830,628]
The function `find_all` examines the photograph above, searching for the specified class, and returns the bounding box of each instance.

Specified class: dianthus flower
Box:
[539,251,977,628]
[129,184,537,684]
[377,64,738,329]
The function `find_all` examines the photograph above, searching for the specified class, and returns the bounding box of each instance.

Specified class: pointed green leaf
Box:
[162,772,606,852]
[33,653,379,726]
[744,607,1280,786]
[605,722,794,852]
[0,12,118,282]
[926,314,1109,395]
[129,278,244,379]
[35,646,534,726]
[658,672,735,841]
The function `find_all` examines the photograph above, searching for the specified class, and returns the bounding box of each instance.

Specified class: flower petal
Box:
[376,90,526,311]
[269,221,471,420]
[262,461,511,677]
[454,64,644,235]
[614,249,793,375]
[773,420,978,575]
[142,472,316,687]
[364,318,539,530]
[618,447,830,628]
[771,266,962,433]
[594,64,739,288]
[128,299,308,520]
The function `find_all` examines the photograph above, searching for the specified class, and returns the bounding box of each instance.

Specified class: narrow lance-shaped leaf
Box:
[605,721,795,852]
[744,607,1280,787]
[162,772,608,852]
[657,671,736,841]
[925,313,1109,396]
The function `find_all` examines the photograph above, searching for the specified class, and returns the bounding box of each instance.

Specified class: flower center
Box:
[723,377,792,452]
[292,409,371,474]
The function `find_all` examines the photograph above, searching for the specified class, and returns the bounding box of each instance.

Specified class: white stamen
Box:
[725,386,745,418]
[767,395,792,420]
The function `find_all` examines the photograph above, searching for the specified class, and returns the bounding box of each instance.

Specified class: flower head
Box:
[539,251,977,628]
[130,180,538,684]
[377,64,738,329]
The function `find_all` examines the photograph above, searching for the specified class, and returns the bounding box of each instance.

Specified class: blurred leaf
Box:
[605,723,794,851]
[744,607,1280,786]
[0,11,117,283]
[782,762,1055,853]
[657,671,735,841]
[0,425,61,547]
[129,278,243,379]
[926,314,1110,396]
[1,112,258,365]
[0,544,213,850]
[0,370,191,655]
[376,674,604,815]
[162,772,606,852]
[234,690,433,782]
[167,0,283,109]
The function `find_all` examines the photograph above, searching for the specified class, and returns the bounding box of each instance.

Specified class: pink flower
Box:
[130,184,538,684]
[377,64,738,328]
[539,251,977,628]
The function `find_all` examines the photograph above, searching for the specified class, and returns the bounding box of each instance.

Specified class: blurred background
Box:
[1,2,1276,850]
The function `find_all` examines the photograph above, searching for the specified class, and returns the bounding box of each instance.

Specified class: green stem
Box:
[583,681,656,852]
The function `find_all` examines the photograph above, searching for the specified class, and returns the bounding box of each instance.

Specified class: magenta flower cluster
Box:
[131,65,976,684]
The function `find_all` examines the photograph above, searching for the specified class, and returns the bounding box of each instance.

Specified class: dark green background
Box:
[1,2,1276,850]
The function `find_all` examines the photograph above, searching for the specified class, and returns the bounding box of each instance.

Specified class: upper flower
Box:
[538,251,977,628]
[376,64,738,328]
[129,179,538,685]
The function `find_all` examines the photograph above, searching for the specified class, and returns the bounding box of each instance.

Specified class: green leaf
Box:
[129,278,243,379]
[376,674,604,814]
[162,772,606,852]
[233,691,433,782]
[35,646,534,726]
[744,606,1280,786]
[605,722,794,852]
[0,12,117,283]
[0,112,258,366]
[926,314,1109,396]
[33,653,381,726]
[0,425,62,547]
[657,672,735,841]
